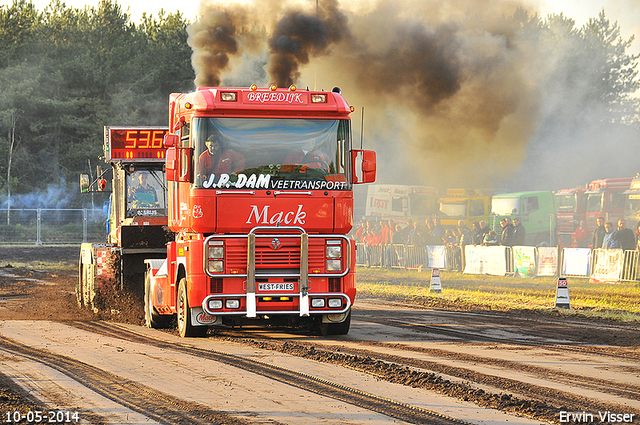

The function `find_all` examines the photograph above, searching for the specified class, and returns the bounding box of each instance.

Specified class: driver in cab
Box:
[130,172,159,208]
[198,134,245,178]
[284,143,329,173]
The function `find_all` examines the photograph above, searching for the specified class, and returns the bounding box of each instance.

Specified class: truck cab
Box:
[491,191,556,246]
[438,189,491,230]
[145,86,376,337]
[624,175,640,228]
[555,187,587,247]
[364,184,438,227]
[584,177,631,233]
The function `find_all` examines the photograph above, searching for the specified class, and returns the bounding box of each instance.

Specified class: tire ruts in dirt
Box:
[362,312,640,361]
[0,335,252,425]
[71,321,471,425]
[212,329,639,424]
[344,338,640,402]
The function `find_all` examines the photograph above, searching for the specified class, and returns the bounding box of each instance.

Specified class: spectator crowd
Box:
[351,217,526,271]
[352,216,640,271]
[352,217,526,248]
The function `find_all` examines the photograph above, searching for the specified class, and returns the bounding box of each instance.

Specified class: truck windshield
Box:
[626,196,640,217]
[411,194,438,216]
[126,169,167,217]
[192,117,351,190]
[439,202,467,217]
[556,194,576,211]
[492,198,521,215]
[586,193,603,212]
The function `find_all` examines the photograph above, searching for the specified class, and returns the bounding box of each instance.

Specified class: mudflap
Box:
[190,307,222,327]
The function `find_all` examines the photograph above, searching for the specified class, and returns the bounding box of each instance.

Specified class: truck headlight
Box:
[208,260,224,273]
[311,298,325,308]
[208,299,223,310]
[226,299,240,309]
[326,245,341,258]
[326,259,342,271]
[208,247,224,259]
[328,298,342,308]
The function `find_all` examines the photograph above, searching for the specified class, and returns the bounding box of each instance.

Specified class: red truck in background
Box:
[584,178,631,239]
[556,178,632,247]
[555,186,587,247]
[144,86,376,337]
[624,175,640,229]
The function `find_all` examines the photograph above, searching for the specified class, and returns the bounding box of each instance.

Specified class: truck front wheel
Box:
[177,278,206,338]
[318,310,351,336]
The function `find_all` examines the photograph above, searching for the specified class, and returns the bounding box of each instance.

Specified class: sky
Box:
[17,0,640,56]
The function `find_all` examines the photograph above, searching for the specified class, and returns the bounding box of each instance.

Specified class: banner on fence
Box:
[561,248,591,276]
[463,245,486,274]
[463,245,508,276]
[513,246,536,278]
[537,247,558,276]
[590,249,623,283]
[427,245,447,269]
[484,246,508,276]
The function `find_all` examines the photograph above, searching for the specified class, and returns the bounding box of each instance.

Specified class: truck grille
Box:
[225,239,325,271]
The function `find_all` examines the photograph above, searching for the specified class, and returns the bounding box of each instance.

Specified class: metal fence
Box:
[0,208,107,245]
[357,243,640,282]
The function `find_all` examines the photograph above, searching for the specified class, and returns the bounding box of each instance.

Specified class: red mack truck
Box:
[143,85,376,337]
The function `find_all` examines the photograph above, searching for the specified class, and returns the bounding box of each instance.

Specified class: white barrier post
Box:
[430,268,442,293]
[555,277,570,309]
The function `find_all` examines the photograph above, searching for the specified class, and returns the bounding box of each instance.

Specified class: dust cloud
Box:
[188,0,639,192]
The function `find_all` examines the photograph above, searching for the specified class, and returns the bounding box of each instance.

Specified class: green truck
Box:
[491,191,557,246]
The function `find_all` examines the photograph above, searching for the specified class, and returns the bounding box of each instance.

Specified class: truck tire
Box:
[318,310,351,336]
[177,278,206,338]
[144,271,172,329]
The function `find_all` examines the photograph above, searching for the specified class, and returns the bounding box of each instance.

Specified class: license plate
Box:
[258,282,295,292]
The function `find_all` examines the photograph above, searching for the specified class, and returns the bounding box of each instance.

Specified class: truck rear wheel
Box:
[144,271,172,329]
[177,278,206,338]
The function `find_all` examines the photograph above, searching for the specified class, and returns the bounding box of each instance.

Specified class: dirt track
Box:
[0,246,638,424]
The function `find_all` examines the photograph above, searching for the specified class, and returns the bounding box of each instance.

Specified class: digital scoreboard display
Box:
[105,127,169,161]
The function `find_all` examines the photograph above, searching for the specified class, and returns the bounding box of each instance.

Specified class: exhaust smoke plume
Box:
[268,0,351,87]
[188,0,639,191]
[187,8,245,87]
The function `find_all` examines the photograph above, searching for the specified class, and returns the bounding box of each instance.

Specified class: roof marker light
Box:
[311,94,327,103]
[270,84,277,91]
[250,84,258,91]
[221,92,237,101]
[289,85,297,91]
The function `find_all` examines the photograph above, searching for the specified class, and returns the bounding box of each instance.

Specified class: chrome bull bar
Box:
[202,226,352,317]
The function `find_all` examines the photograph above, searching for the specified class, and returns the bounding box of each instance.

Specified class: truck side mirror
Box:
[80,174,90,193]
[351,149,377,184]
[164,134,179,148]
[166,147,177,181]
[165,147,192,182]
